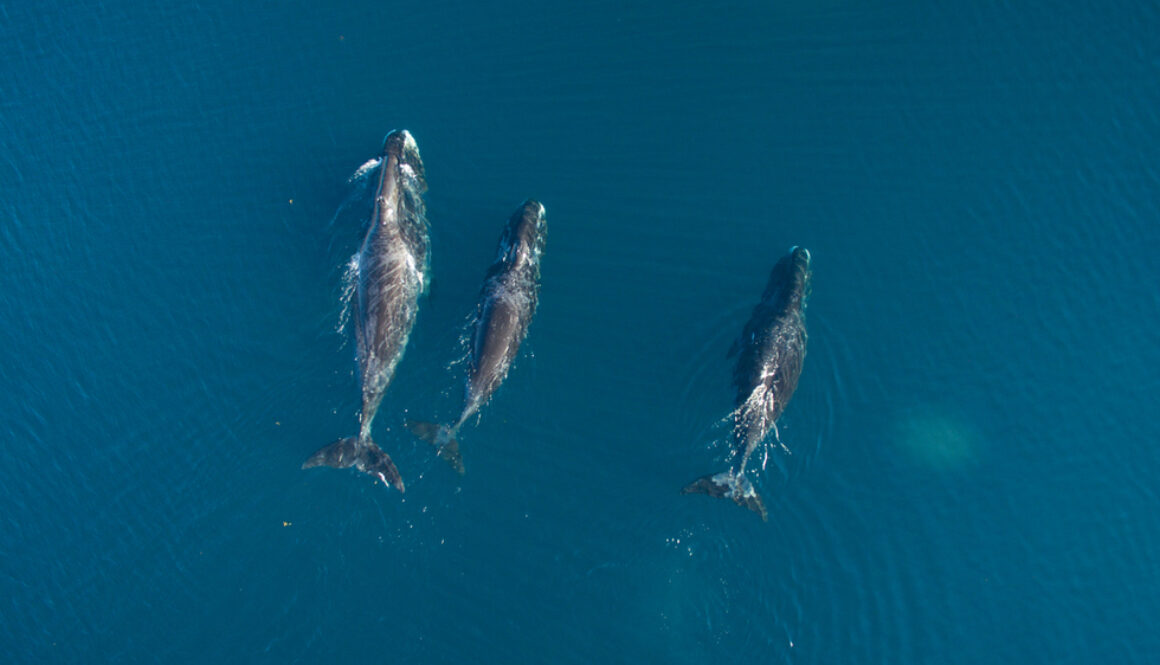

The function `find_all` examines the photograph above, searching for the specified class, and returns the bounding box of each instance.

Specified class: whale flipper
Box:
[681,471,767,521]
[727,338,740,358]
[303,436,405,493]
[405,421,465,475]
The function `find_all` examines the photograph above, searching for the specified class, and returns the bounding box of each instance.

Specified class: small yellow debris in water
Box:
[275,421,281,426]
[283,521,292,527]
[288,199,293,205]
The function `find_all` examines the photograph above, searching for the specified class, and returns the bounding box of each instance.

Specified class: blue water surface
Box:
[2,1,1158,663]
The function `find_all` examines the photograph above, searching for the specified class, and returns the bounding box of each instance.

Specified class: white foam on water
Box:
[326,159,380,230]
[336,253,360,340]
[349,157,381,183]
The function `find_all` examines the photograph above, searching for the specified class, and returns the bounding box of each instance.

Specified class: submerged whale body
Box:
[303,130,430,493]
[682,246,812,520]
[407,200,547,473]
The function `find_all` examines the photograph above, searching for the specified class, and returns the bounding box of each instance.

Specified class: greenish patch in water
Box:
[893,406,982,471]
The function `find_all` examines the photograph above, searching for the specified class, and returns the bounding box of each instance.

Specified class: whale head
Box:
[380,129,426,191]
[499,199,547,267]
[518,199,547,244]
[762,246,812,309]
[789,246,811,278]
[381,129,418,157]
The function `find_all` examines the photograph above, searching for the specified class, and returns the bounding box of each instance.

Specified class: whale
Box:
[406,200,547,473]
[682,246,811,520]
[303,130,430,493]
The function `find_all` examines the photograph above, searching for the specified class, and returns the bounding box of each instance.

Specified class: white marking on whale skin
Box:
[393,243,422,291]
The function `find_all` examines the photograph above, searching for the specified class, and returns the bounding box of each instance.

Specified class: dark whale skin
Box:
[407,200,547,473]
[682,247,811,520]
[303,130,429,494]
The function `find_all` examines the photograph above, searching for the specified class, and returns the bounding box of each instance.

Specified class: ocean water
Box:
[2,0,1159,662]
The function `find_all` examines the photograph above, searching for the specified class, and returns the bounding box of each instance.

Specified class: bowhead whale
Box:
[303,130,430,493]
[682,246,812,520]
[407,200,547,473]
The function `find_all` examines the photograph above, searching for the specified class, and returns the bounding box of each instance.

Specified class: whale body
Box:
[407,200,547,473]
[682,247,812,520]
[303,130,430,493]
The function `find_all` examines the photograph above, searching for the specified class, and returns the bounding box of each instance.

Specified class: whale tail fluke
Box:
[302,436,405,493]
[405,421,465,475]
[681,471,768,521]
